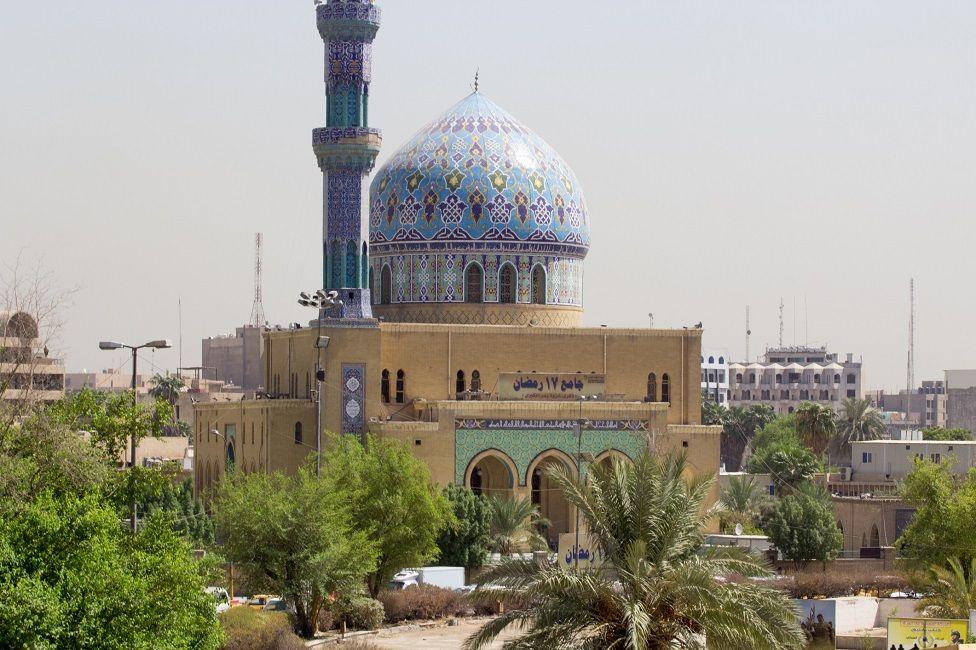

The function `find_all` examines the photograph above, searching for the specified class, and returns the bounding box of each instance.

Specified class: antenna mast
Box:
[250,233,266,327]
[745,306,751,362]
[778,298,785,348]
[907,278,915,393]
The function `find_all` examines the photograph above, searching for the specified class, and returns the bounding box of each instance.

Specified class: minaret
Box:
[312,0,382,319]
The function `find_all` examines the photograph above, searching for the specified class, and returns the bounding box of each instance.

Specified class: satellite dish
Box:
[734,523,744,536]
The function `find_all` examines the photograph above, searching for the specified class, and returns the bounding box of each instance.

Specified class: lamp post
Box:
[298,290,341,476]
[98,338,172,533]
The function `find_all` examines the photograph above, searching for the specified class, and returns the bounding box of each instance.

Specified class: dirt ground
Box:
[333,617,518,650]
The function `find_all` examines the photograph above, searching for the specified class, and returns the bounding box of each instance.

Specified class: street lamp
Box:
[98,338,172,533]
[298,290,342,476]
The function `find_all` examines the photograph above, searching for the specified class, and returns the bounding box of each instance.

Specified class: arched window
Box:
[708,356,715,364]
[747,372,756,384]
[226,442,236,470]
[531,265,546,305]
[661,373,671,404]
[870,524,880,547]
[735,373,743,383]
[381,369,390,403]
[470,467,483,496]
[380,265,392,305]
[294,422,303,445]
[847,373,856,384]
[834,374,841,384]
[465,263,483,303]
[396,369,405,404]
[775,373,783,384]
[814,373,821,384]
[499,263,516,304]
[718,356,724,364]
[345,240,358,287]
[646,373,657,402]
[471,370,481,392]
[456,370,466,398]
[531,468,542,505]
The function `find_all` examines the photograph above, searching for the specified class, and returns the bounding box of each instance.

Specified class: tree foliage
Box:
[466,452,805,650]
[140,478,214,548]
[747,443,821,491]
[488,495,550,556]
[436,485,491,570]
[795,402,836,458]
[323,435,453,597]
[918,556,976,619]
[214,463,377,638]
[832,397,886,463]
[720,474,766,533]
[0,493,222,649]
[897,461,976,575]
[761,484,842,568]
[922,427,973,442]
[720,404,775,472]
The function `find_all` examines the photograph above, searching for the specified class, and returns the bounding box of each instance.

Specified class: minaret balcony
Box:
[313,127,382,172]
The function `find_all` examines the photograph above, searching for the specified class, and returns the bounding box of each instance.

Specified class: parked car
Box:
[205,587,230,614]
[262,598,290,612]
[247,594,277,609]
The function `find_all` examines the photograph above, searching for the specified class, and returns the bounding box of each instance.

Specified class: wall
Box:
[832,496,914,553]
[852,441,976,481]
[948,387,976,435]
[202,326,265,391]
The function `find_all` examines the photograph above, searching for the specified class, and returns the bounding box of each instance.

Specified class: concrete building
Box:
[201,325,264,393]
[850,439,976,482]
[946,369,976,435]
[832,495,914,555]
[867,381,947,432]
[194,0,722,548]
[65,370,147,393]
[729,346,862,414]
[0,311,64,405]
[701,349,730,407]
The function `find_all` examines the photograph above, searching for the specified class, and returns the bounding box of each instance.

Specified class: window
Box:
[396,369,405,404]
[465,263,483,303]
[531,469,541,505]
[380,265,392,305]
[862,452,873,463]
[646,373,657,402]
[814,374,821,384]
[661,373,671,404]
[471,468,483,496]
[471,370,481,392]
[834,374,841,384]
[531,265,546,304]
[847,389,856,398]
[931,453,941,463]
[775,373,783,384]
[708,356,715,364]
[294,422,303,445]
[499,263,516,304]
[718,356,724,364]
[747,372,756,384]
[735,373,743,384]
[847,373,856,384]
[456,370,466,398]
[381,369,390,403]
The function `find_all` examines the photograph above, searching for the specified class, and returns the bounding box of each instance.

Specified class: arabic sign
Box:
[795,600,836,649]
[887,617,968,649]
[454,419,647,432]
[557,533,604,570]
[498,373,606,401]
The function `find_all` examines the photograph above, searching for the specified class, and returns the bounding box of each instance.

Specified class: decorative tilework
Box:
[454,420,647,486]
[341,363,366,435]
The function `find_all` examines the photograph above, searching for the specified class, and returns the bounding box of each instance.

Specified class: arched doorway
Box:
[527,451,576,549]
[466,452,515,500]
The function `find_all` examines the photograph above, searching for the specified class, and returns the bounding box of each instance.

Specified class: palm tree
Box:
[488,496,549,556]
[795,402,836,458]
[466,452,806,650]
[832,397,885,464]
[919,557,976,618]
[701,400,724,426]
[149,373,184,406]
[720,406,749,472]
[720,474,765,532]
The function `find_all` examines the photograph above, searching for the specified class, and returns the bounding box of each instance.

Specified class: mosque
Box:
[194,0,720,544]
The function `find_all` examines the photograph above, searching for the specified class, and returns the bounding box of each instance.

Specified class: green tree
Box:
[141,478,215,547]
[214,464,377,638]
[149,373,185,406]
[832,397,886,463]
[323,434,453,597]
[918,556,976,619]
[795,401,836,458]
[0,493,222,649]
[701,400,724,426]
[720,404,775,472]
[751,414,799,454]
[761,484,842,568]
[747,443,821,491]
[436,485,491,570]
[465,452,805,649]
[897,461,976,574]
[922,427,973,442]
[488,496,550,556]
[720,474,766,532]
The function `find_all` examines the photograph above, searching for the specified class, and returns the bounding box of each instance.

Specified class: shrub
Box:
[758,567,913,599]
[378,585,463,622]
[332,596,385,631]
[317,605,334,632]
[220,608,304,650]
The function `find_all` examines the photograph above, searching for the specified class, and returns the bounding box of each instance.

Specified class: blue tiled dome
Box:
[368,93,590,255]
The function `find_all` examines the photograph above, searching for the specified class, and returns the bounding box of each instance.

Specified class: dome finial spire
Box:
[473,68,479,93]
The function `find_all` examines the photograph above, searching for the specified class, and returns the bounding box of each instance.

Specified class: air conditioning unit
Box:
[839,467,852,482]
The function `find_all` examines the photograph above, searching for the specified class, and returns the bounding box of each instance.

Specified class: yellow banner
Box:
[887,617,968,648]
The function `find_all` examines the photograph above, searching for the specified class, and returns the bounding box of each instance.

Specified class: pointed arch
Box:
[870,524,880,547]
[531,265,547,305]
[464,262,484,303]
[396,369,405,404]
[661,373,671,404]
[381,369,390,403]
[455,370,465,398]
[471,370,481,393]
[646,373,657,402]
[330,240,342,289]
[345,240,358,287]
[498,262,517,304]
[380,264,392,305]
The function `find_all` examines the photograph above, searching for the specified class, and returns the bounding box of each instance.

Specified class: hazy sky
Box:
[2,1,974,391]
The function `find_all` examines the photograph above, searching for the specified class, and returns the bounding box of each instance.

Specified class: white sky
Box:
[2,1,974,391]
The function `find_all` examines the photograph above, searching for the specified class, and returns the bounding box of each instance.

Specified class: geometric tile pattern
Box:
[340,363,366,435]
[454,420,647,486]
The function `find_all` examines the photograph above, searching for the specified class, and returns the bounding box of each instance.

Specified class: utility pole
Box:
[907,278,915,393]
[250,233,266,328]
[778,298,785,348]
[745,306,751,362]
